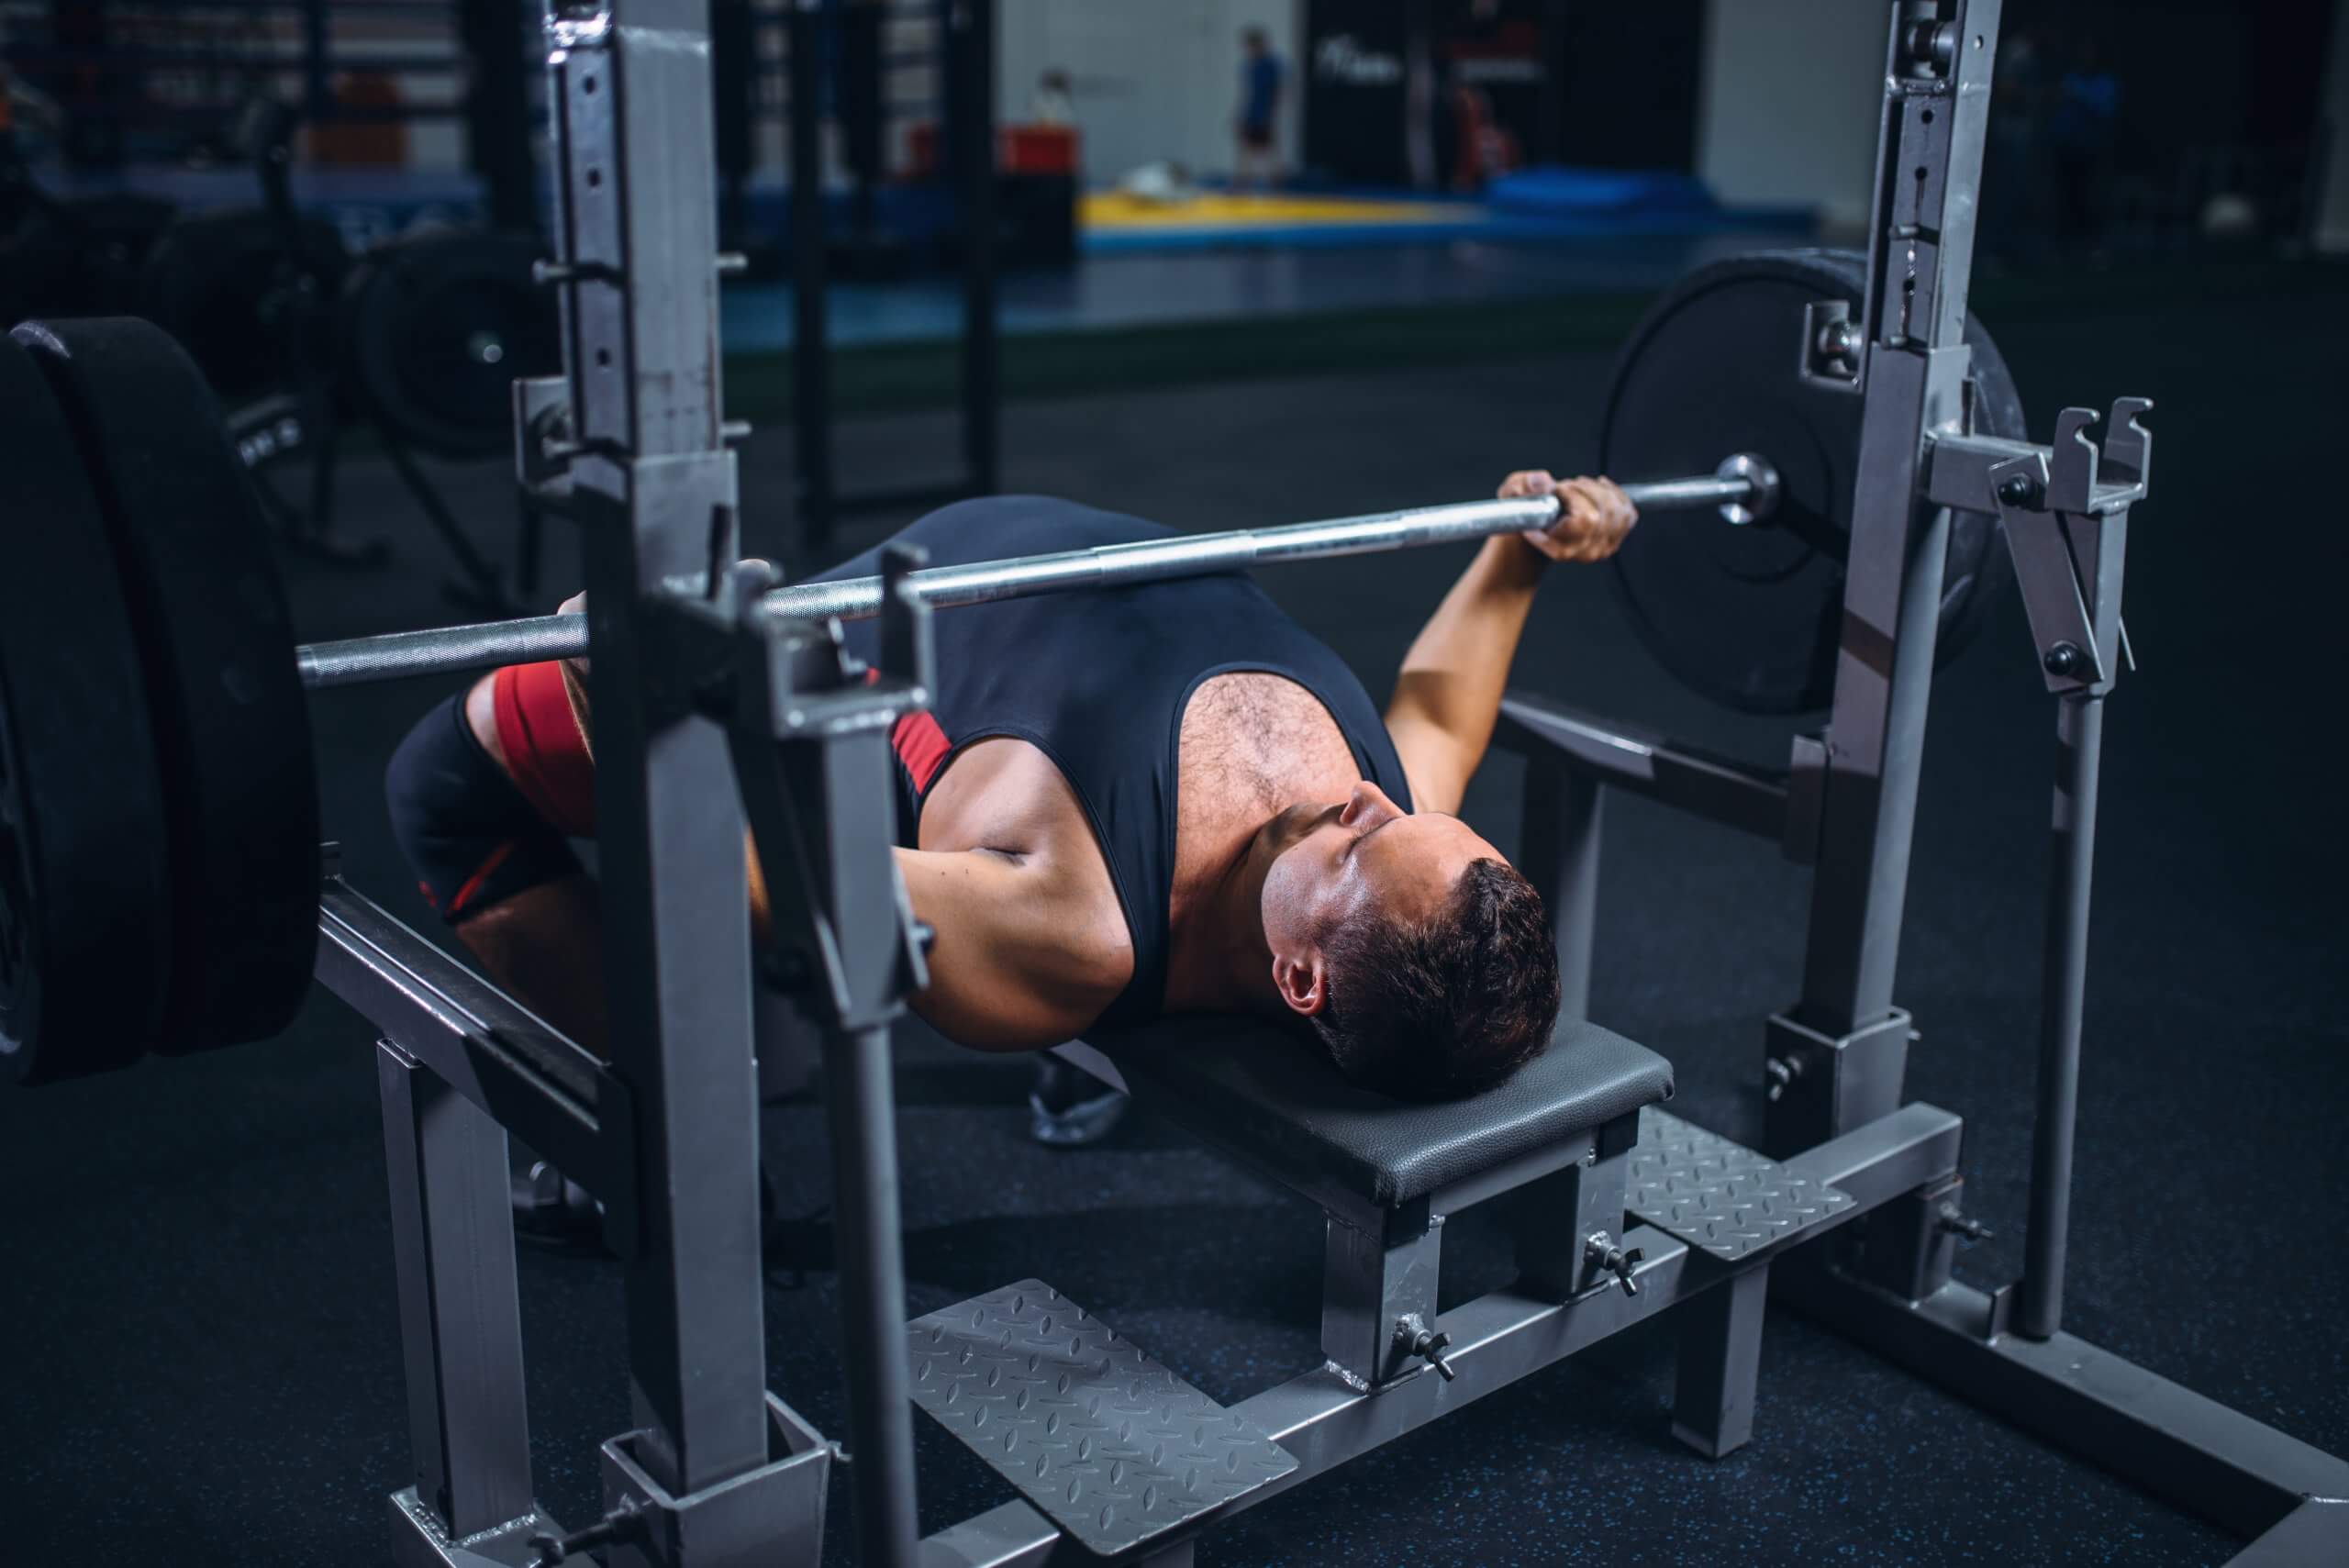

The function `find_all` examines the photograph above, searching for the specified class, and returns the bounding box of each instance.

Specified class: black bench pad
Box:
[1082,1017,1674,1208]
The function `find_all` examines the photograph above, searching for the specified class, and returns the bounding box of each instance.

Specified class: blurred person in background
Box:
[1031,67,1074,126]
[1235,25,1284,192]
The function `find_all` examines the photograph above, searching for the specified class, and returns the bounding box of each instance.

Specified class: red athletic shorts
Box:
[491,660,959,837]
[492,662,597,837]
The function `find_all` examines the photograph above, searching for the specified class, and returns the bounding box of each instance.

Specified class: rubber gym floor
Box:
[3,261,2343,1567]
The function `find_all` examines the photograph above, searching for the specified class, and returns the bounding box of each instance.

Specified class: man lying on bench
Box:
[386,472,1636,1131]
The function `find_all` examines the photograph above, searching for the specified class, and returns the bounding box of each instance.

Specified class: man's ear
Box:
[1272,951,1326,1018]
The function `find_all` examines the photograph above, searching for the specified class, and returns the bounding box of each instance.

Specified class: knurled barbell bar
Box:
[291,461,1779,690]
[0,249,2027,1086]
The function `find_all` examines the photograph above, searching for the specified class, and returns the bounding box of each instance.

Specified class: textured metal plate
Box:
[1628,1108,1854,1261]
[907,1280,1297,1557]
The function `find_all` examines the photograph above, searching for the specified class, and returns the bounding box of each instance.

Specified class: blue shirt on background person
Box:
[1242,51,1283,133]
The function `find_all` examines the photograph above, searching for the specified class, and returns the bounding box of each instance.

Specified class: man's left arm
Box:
[1383,472,1635,814]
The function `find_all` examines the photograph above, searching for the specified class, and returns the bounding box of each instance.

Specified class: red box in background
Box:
[999,125,1077,175]
[907,123,1077,178]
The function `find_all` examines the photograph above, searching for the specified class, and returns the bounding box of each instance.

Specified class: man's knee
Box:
[385,691,583,923]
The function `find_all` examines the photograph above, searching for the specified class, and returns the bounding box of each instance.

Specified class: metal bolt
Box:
[1584,1232,1643,1297]
[1996,473,2043,509]
[2043,642,2082,676]
[1394,1315,1457,1381]
[1907,20,1955,72]
[1817,317,1859,369]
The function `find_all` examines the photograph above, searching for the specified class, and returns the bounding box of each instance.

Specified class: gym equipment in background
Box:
[173,102,555,613]
[778,0,1001,561]
[340,228,558,462]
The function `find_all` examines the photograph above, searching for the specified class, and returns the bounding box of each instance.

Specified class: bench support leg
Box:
[1321,1199,1442,1387]
[1511,1112,1638,1299]
[1672,1262,1770,1459]
[377,1040,535,1537]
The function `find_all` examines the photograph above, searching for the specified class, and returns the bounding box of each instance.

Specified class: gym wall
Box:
[1693,0,1885,228]
[994,0,1301,183]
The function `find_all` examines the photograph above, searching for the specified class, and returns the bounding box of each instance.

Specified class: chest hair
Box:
[1174,673,1363,867]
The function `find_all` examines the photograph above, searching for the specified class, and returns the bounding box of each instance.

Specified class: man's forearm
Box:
[1384,536,1547,811]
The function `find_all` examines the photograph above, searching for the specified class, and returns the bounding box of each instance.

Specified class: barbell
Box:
[0,248,2027,1086]
[292,462,1779,690]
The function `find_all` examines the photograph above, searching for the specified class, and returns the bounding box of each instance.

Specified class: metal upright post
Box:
[1520,762,1602,1024]
[823,1023,923,1565]
[1769,0,2002,1154]
[2019,692,2105,1339]
[953,0,999,496]
[717,549,934,1567]
[789,1,838,557]
[543,0,772,1503]
[302,0,332,124]
[461,0,539,232]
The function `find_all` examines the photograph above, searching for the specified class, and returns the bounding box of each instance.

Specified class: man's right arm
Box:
[751,839,1125,1050]
[877,849,1128,1049]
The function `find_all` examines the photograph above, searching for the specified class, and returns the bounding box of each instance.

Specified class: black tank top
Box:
[818,496,1413,1027]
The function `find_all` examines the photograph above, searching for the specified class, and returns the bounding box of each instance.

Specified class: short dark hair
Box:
[1308,858,1561,1100]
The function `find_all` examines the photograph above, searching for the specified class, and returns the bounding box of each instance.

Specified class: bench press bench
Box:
[901,997,1943,1563]
[1058,1018,1675,1385]
[894,693,1978,1563]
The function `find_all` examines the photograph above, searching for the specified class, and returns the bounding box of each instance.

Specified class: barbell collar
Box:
[294,464,1766,691]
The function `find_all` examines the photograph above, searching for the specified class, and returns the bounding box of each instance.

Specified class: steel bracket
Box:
[1762,1006,1917,1158]
[1926,398,2151,695]
[718,590,930,1034]
[596,1394,832,1568]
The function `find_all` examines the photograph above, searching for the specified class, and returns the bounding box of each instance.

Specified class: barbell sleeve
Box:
[294,462,1771,691]
[295,613,583,690]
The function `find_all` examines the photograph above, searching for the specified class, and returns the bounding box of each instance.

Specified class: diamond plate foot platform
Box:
[907,1280,1297,1558]
[1628,1107,1855,1262]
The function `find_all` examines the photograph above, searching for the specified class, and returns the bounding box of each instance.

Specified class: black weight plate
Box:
[140,207,349,403]
[0,194,166,327]
[1600,249,2026,714]
[52,193,181,317]
[0,210,79,329]
[16,317,318,1054]
[0,333,174,1083]
[343,229,558,458]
